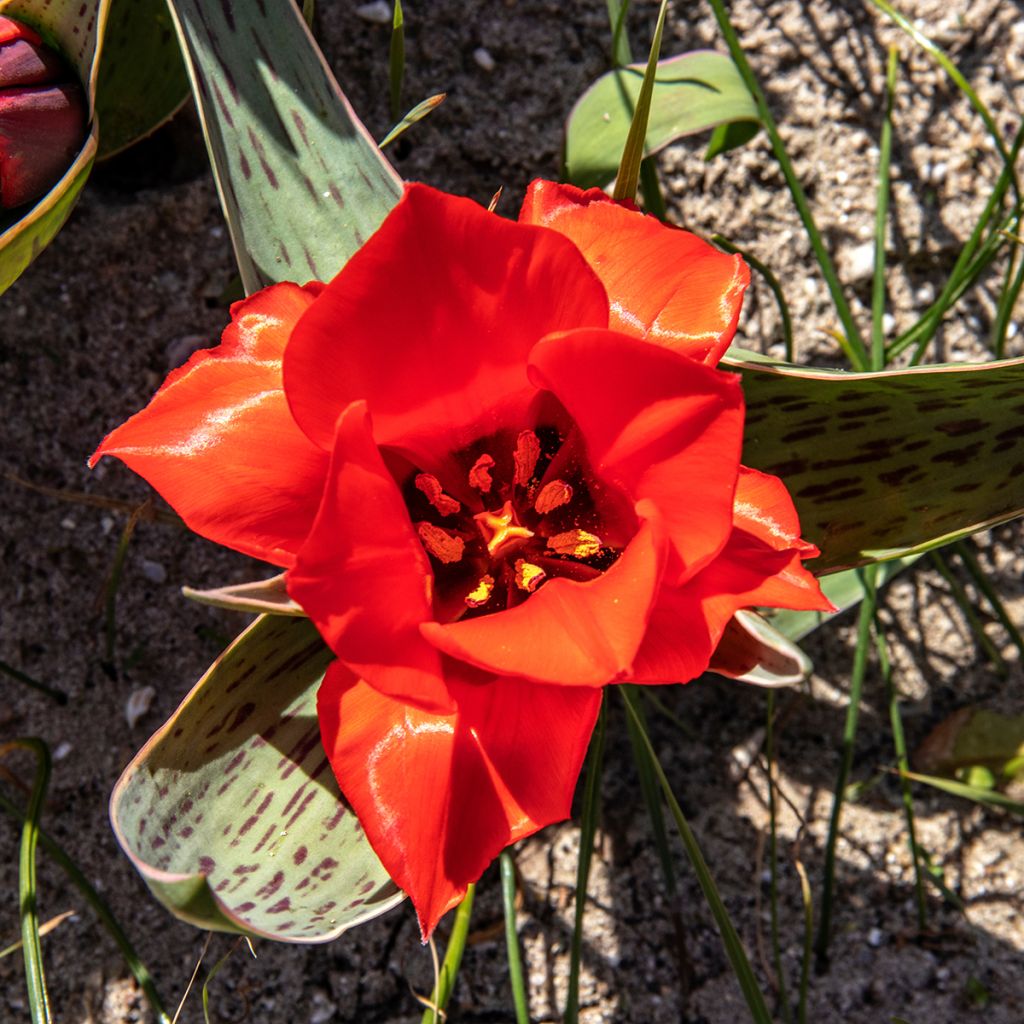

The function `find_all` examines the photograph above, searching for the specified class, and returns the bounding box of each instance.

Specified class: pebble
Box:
[355,1,391,23]
[882,312,896,335]
[915,282,936,305]
[61,517,77,530]
[841,241,876,283]
[125,686,156,728]
[867,927,884,947]
[141,559,167,584]
[473,46,496,72]
[53,741,73,761]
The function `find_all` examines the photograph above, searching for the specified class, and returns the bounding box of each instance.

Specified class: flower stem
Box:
[422,884,475,1024]
[619,689,773,1023]
[564,696,606,1024]
[500,852,530,1024]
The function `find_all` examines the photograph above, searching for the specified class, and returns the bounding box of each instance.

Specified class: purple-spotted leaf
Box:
[164,0,402,294]
[95,0,189,158]
[564,51,759,190]
[711,610,812,688]
[182,573,304,616]
[0,0,103,293]
[732,355,1024,573]
[111,614,404,941]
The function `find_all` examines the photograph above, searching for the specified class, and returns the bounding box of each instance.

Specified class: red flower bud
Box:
[0,16,87,209]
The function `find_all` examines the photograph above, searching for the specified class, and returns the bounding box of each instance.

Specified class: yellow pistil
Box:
[513,430,540,486]
[534,479,573,515]
[547,529,602,559]
[514,559,546,593]
[415,473,460,516]
[465,574,495,608]
[417,522,465,564]
[474,499,534,558]
[468,453,495,493]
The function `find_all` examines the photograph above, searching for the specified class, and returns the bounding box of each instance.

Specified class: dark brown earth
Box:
[2,1,1022,1021]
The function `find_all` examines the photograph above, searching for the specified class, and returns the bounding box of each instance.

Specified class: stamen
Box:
[513,430,541,486]
[534,479,573,515]
[417,522,465,564]
[514,559,546,593]
[465,574,495,608]
[547,529,602,559]
[415,473,461,516]
[474,500,534,558]
[468,453,495,493]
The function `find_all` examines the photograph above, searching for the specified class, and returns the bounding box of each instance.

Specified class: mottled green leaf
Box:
[564,51,759,190]
[164,0,402,294]
[0,0,104,293]
[732,355,1024,573]
[711,610,811,687]
[914,707,1024,781]
[111,615,404,941]
[95,0,189,158]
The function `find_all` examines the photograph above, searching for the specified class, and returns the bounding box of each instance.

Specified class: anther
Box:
[514,559,546,593]
[417,522,465,564]
[513,430,540,486]
[415,473,460,516]
[547,529,602,559]
[468,453,495,493]
[465,574,495,608]
[534,479,573,515]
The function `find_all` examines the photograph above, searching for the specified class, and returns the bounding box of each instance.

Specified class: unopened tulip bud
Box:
[0,16,87,209]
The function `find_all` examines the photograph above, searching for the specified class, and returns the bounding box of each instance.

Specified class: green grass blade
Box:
[900,770,1024,816]
[201,939,246,1024]
[421,885,475,1024]
[0,787,172,1023]
[619,689,772,1023]
[500,853,530,1024]
[875,621,927,931]
[792,858,813,1024]
[380,93,446,149]
[713,235,794,361]
[871,48,898,371]
[954,541,1024,659]
[991,244,1024,358]
[11,738,53,1024]
[704,0,867,367]
[564,697,606,1024]
[612,0,668,202]
[389,0,405,122]
[0,661,67,706]
[814,564,878,970]
[606,0,632,67]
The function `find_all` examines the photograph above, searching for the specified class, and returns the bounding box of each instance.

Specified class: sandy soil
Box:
[1,1,1022,1021]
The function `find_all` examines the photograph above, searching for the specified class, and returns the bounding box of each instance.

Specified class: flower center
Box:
[400,424,626,621]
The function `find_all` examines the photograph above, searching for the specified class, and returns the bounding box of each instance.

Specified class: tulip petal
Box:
[318,663,601,938]
[421,517,663,686]
[519,179,749,365]
[732,465,820,556]
[90,283,327,567]
[288,400,453,714]
[283,183,609,461]
[530,329,744,583]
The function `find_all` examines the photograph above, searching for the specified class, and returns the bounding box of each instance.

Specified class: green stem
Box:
[388,0,405,122]
[422,885,475,1024]
[500,852,530,1024]
[564,698,606,1024]
[954,541,1024,659]
[765,692,791,1023]
[815,564,878,970]
[606,0,632,68]
[619,689,773,1023]
[930,550,1006,677]
[874,620,927,931]
[704,0,867,367]
[793,859,813,1024]
[871,48,899,371]
[0,787,172,1023]
[13,739,53,1024]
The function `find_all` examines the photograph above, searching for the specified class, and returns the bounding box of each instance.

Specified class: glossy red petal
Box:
[318,663,601,938]
[90,283,328,567]
[288,401,453,714]
[519,180,749,365]
[733,465,820,556]
[0,17,43,46]
[283,182,609,462]
[529,329,744,583]
[421,516,663,685]
[629,584,716,684]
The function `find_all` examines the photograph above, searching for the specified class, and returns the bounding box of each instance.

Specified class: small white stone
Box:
[915,282,936,305]
[355,1,391,24]
[53,741,73,761]
[473,46,496,72]
[836,169,849,185]
[100,516,115,536]
[60,517,76,531]
[882,312,896,335]
[867,927,884,947]
[141,559,167,584]
[841,241,876,283]
[125,686,156,729]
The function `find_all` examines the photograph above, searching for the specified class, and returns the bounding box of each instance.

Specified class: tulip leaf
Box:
[0,0,105,294]
[111,614,405,941]
[731,355,1024,574]
[94,0,189,158]
[711,610,812,688]
[182,573,305,616]
[564,50,759,190]
[914,707,1024,781]
[164,0,402,294]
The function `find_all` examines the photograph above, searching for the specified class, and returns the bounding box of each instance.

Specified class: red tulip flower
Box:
[0,16,86,209]
[93,181,831,938]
